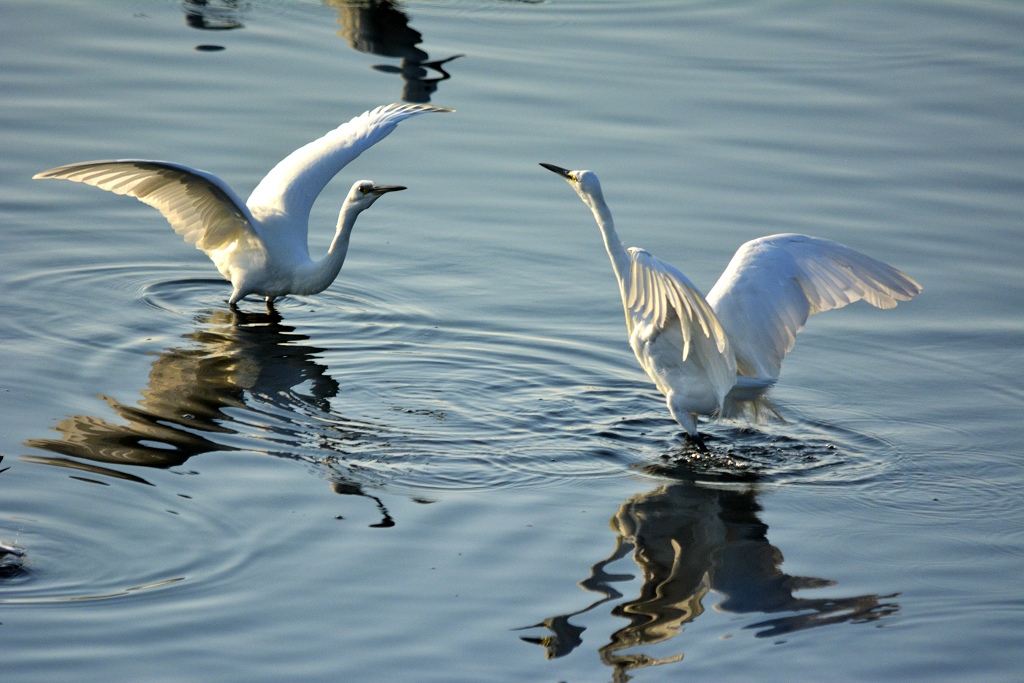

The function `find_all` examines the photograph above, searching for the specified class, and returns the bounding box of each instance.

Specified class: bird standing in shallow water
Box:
[540,163,922,450]
[35,103,453,308]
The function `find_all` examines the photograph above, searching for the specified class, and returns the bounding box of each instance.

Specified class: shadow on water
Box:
[327,0,462,103]
[518,459,899,682]
[22,308,395,526]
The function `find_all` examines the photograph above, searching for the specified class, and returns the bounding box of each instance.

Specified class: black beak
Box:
[370,184,406,196]
[539,163,572,179]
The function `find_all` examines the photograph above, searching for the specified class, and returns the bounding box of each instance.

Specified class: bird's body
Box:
[540,163,921,448]
[35,103,452,307]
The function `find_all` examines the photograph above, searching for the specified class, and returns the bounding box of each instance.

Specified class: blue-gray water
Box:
[1,1,1022,681]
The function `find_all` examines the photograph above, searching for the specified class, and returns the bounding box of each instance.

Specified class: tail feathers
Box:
[720,377,784,424]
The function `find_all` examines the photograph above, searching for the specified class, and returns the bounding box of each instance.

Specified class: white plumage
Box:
[35,103,453,307]
[541,163,921,449]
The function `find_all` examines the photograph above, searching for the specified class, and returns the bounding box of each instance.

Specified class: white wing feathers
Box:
[626,248,729,355]
[246,103,453,222]
[33,104,452,255]
[706,234,922,379]
[626,248,737,405]
[32,161,258,253]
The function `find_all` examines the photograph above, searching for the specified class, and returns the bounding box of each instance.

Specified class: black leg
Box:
[689,432,710,453]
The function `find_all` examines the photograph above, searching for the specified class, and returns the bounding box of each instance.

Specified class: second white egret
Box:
[541,163,921,450]
[35,103,452,308]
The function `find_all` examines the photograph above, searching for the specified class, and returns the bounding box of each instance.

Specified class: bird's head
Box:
[345,180,406,212]
[539,163,605,208]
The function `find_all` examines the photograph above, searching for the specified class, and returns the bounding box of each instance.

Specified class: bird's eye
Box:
[359,185,370,194]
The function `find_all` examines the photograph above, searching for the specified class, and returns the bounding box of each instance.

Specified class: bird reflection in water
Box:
[24,309,395,526]
[182,0,246,31]
[181,0,461,101]
[328,0,461,103]
[519,466,899,682]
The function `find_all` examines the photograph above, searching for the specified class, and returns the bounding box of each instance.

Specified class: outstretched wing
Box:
[627,247,736,406]
[706,233,922,379]
[246,103,454,224]
[33,160,259,253]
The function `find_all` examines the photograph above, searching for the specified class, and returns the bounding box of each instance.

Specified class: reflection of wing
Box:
[246,103,453,227]
[23,360,244,469]
[626,248,736,405]
[23,310,333,470]
[23,310,401,514]
[33,161,260,253]
[707,234,922,378]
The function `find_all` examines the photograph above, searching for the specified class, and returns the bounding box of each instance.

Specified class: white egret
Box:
[540,163,922,450]
[34,103,453,308]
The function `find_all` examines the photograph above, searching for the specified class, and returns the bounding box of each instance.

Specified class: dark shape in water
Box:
[183,0,245,31]
[329,0,462,103]
[518,466,898,681]
[0,542,24,559]
[24,309,394,525]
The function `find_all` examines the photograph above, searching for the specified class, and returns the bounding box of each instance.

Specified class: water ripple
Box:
[11,257,917,503]
[19,291,910,502]
[139,276,232,315]
[0,475,254,605]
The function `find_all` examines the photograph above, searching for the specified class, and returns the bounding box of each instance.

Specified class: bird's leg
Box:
[688,432,710,454]
[265,295,276,312]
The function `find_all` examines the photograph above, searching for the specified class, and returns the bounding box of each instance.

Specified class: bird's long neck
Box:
[587,196,632,297]
[304,199,361,295]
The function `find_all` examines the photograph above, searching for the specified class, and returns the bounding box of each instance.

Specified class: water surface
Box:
[1,1,1023,681]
